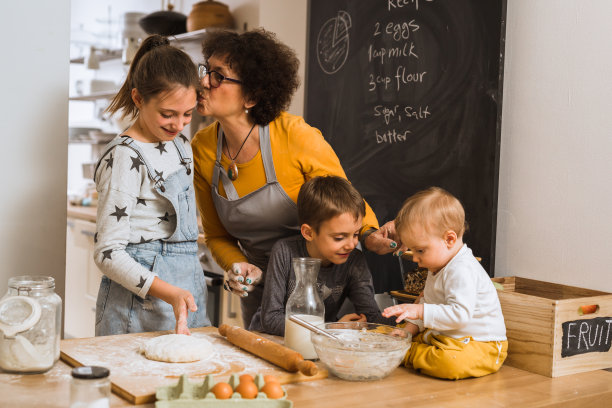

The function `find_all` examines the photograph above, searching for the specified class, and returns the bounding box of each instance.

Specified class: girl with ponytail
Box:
[93,35,210,336]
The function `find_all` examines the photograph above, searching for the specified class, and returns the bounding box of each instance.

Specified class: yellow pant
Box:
[404,330,508,380]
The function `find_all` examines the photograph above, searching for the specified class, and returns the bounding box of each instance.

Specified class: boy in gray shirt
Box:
[249,176,394,335]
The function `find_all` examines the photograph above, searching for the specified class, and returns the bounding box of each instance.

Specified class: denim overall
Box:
[211,125,299,326]
[95,135,211,336]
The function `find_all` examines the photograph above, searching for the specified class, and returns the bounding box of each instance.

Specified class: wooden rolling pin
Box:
[218,324,318,376]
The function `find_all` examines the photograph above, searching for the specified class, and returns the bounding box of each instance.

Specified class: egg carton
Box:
[155,373,293,407]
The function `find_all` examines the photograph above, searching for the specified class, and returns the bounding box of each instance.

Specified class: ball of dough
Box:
[140,334,214,363]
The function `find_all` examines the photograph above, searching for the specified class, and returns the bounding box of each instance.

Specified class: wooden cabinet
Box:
[65,217,103,338]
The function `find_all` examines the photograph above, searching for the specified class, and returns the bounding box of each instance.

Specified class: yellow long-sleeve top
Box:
[192,111,379,271]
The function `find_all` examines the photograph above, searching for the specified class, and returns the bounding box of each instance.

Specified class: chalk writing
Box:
[376,129,411,144]
[374,105,432,124]
[561,317,612,357]
[367,68,427,92]
[387,0,434,12]
[368,42,418,64]
[317,11,352,74]
[373,21,420,41]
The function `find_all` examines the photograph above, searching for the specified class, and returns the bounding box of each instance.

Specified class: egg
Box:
[239,374,254,383]
[263,374,279,384]
[210,382,233,400]
[235,381,259,399]
[261,382,284,399]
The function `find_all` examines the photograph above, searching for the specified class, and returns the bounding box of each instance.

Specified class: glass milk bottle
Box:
[284,257,324,359]
[0,276,62,373]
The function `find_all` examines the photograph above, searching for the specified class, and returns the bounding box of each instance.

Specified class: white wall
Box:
[259,0,308,116]
[496,0,612,291]
[0,2,70,298]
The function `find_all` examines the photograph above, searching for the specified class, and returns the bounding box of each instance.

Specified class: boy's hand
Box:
[364,221,400,255]
[338,313,366,322]
[382,303,424,323]
[224,262,263,297]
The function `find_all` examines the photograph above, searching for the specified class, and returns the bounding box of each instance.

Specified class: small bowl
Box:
[311,322,411,381]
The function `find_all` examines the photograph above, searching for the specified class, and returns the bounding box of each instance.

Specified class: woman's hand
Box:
[224,262,263,297]
[382,303,424,323]
[148,277,198,335]
[364,221,400,255]
[338,313,366,322]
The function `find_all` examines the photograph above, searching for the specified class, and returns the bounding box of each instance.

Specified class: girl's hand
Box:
[224,262,263,297]
[338,313,367,322]
[168,287,198,335]
[364,221,400,255]
[382,303,424,323]
[148,277,197,335]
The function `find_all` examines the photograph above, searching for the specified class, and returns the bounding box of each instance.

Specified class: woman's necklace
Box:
[225,123,256,181]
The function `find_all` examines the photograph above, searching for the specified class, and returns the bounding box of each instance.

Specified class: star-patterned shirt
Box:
[93,135,193,298]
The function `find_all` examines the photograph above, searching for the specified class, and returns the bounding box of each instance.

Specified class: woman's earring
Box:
[245,108,249,114]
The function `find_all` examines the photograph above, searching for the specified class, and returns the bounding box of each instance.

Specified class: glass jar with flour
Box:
[0,276,62,373]
[284,257,324,360]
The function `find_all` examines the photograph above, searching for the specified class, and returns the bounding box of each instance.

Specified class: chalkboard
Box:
[561,317,612,358]
[305,0,507,291]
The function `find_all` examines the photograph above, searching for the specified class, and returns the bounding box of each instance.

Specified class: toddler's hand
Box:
[338,313,366,322]
[402,321,420,336]
[382,303,424,323]
[224,262,263,297]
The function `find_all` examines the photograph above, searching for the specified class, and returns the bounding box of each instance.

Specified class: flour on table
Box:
[140,334,213,363]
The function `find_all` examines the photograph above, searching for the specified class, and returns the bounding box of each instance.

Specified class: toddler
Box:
[383,187,507,379]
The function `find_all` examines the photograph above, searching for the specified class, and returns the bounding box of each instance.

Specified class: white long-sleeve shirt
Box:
[411,244,506,341]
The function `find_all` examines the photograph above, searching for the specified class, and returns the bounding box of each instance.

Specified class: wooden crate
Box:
[492,276,612,377]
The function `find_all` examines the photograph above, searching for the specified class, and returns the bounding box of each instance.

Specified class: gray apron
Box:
[211,124,300,326]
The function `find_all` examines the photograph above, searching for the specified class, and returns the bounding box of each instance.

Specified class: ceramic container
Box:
[186,0,234,31]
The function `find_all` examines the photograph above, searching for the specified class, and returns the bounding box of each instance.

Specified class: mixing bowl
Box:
[311,322,411,381]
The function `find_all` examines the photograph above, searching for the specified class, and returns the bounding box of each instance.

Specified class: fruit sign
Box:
[561,317,612,357]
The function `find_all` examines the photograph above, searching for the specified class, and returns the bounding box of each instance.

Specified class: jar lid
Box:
[8,276,55,291]
[71,366,110,379]
[0,296,42,337]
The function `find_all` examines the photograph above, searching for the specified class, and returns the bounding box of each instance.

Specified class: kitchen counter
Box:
[2,343,612,407]
[67,203,97,222]
[67,203,206,244]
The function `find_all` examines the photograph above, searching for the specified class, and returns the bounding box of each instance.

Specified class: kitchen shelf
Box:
[69,90,118,101]
[170,28,211,42]
[70,49,122,64]
[70,28,210,64]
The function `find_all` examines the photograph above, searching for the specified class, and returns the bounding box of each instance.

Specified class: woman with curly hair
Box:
[192,29,398,327]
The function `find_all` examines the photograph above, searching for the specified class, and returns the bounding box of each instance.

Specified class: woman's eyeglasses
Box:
[198,64,242,88]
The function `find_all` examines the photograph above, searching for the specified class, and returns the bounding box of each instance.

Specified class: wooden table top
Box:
[2,345,611,407]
